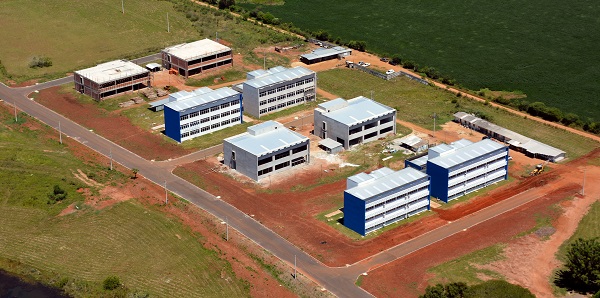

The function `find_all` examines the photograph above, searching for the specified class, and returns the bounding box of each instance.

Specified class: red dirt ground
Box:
[174,144,594,268]
[360,149,600,298]
[0,103,300,298]
[35,86,191,161]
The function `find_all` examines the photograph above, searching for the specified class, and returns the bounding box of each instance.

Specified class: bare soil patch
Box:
[35,86,191,161]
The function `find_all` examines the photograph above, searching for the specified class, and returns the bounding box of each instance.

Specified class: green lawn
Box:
[428,245,506,285]
[317,69,599,159]
[556,201,600,262]
[0,0,200,82]
[0,108,249,297]
[240,0,600,121]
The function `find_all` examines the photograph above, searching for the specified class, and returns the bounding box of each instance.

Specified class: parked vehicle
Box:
[362,62,371,67]
[358,61,365,66]
[380,57,390,62]
[386,69,395,75]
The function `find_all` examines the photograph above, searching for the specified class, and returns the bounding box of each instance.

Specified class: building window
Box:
[258,156,272,166]
[291,157,305,167]
[259,109,267,114]
[189,111,199,118]
[275,161,290,170]
[380,116,393,124]
[221,111,231,117]
[211,115,220,120]
[260,100,267,106]
[200,108,209,115]
[231,99,240,105]
[275,151,290,160]
[211,123,221,129]
[180,114,189,121]
[292,145,307,154]
[380,126,393,134]
[201,126,210,132]
[221,102,231,109]
[258,167,273,176]
[210,106,220,112]
[231,108,240,114]
[259,91,267,97]
[181,132,190,138]
[222,119,231,125]
[201,117,210,123]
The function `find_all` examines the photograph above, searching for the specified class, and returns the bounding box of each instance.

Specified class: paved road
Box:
[0,66,574,297]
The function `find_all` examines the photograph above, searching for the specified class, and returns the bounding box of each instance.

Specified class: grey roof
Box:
[319,138,343,149]
[301,46,352,61]
[346,167,428,200]
[408,155,429,167]
[428,139,507,169]
[146,63,161,69]
[75,60,148,84]
[317,97,396,126]
[453,112,565,158]
[317,98,348,112]
[164,87,239,112]
[243,66,314,89]
[149,97,172,108]
[224,121,309,157]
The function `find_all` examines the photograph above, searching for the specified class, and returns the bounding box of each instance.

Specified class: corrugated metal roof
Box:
[75,60,148,84]
[453,112,565,158]
[317,97,396,126]
[164,87,239,112]
[317,98,348,112]
[225,121,309,157]
[300,47,352,60]
[162,39,230,61]
[243,66,314,89]
[428,139,506,169]
[346,167,428,200]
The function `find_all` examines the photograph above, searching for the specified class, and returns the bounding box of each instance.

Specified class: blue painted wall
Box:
[164,107,181,143]
[343,192,366,236]
[427,162,449,203]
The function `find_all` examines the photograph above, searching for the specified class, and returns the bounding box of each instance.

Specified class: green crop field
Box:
[0,0,200,81]
[240,0,600,120]
[0,110,250,297]
[317,68,599,159]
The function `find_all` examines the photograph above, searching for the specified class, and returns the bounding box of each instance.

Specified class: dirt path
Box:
[481,166,599,297]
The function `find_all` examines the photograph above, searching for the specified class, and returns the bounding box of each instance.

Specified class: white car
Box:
[386,69,395,75]
[357,61,365,66]
[362,62,371,67]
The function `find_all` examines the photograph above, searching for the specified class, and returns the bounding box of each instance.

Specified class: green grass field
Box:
[556,201,600,261]
[0,0,201,82]
[428,244,506,285]
[0,109,250,297]
[240,0,600,121]
[317,69,599,159]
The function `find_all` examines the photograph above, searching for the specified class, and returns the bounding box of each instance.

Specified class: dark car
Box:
[389,60,398,66]
[380,57,390,62]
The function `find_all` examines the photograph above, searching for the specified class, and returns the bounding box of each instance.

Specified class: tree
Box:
[103,275,121,290]
[555,237,600,293]
[48,184,67,203]
[29,56,52,68]
[218,0,235,9]
[132,168,139,179]
[420,282,467,298]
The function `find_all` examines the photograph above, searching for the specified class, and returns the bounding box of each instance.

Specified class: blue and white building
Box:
[164,87,242,143]
[344,167,431,236]
[234,66,316,118]
[406,139,509,203]
[223,121,310,181]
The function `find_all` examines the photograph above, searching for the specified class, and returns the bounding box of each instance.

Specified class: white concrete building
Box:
[314,97,396,149]
[223,121,310,181]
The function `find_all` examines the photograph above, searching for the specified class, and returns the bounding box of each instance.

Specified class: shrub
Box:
[103,275,121,291]
[218,0,235,10]
[555,237,600,293]
[465,280,535,297]
[29,56,52,69]
[48,185,67,203]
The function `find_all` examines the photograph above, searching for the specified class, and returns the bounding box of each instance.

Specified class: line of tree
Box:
[193,0,600,136]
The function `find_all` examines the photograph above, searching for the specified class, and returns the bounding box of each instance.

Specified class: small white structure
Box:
[223,121,310,181]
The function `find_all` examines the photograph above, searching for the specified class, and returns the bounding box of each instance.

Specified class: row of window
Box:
[258,77,315,97]
[448,156,506,179]
[366,197,429,222]
[180,117,241,138]
[259,98,306,115]
[181,108,241,125]
[449,168,505,190]
[179,100,240,121]
[365,185,429,212]
[257,145,309,166]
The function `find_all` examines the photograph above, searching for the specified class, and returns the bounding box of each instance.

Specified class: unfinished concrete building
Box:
[161,39,233,78]
[74,60,150,101]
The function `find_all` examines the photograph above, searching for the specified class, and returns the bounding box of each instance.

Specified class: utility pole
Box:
[294,255,297,279]
[581,168,586,196]
[164,180,168,204]
[121,0,124,14]
[225,216,229,241]
[263,49,266,69]
[14,101,17,122]
[370,90,373,99]
[216,32,218,42]
[109,147,113,171]
[433,112,437,138]
[167,13,170,33]
[58,121,62,144]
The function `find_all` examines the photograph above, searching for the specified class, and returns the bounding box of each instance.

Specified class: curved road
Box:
[0,61,578,297]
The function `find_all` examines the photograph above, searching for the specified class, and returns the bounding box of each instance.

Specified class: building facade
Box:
[423,139,509,203]
[74,60,150,101]
[454,112,565,162]
[344,167,431,236]
[240,66,316,118]
[164,87,242,143]
[223,121,310,181]
[314,97,396,149]
[300,46,352,64]
[161,39,233,78]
